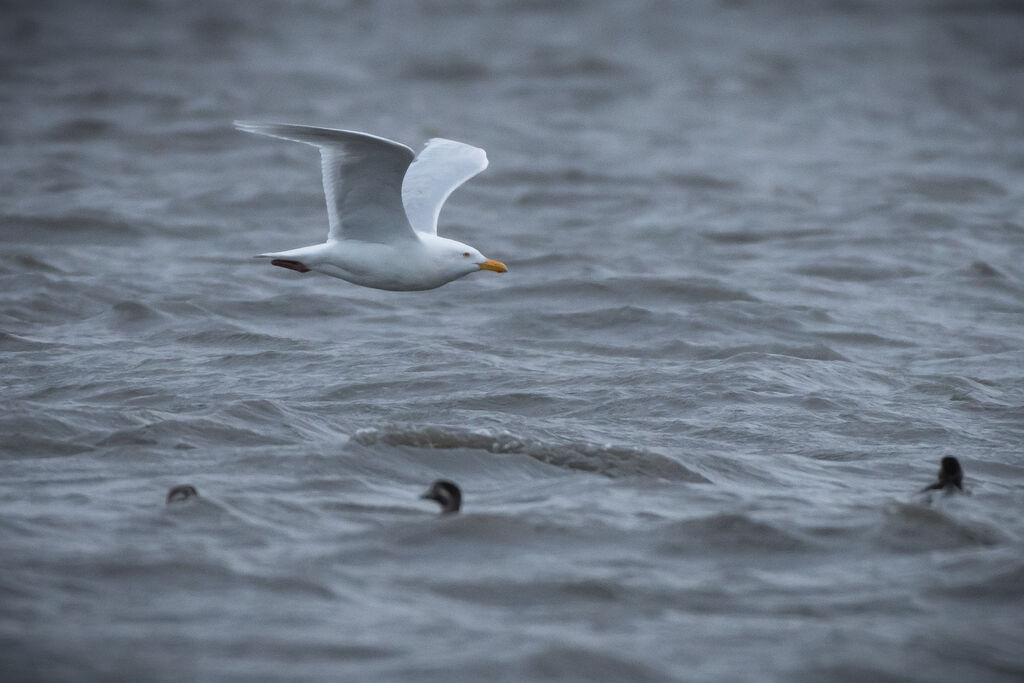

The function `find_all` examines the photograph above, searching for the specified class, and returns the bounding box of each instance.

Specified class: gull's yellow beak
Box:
[478,259,508,273]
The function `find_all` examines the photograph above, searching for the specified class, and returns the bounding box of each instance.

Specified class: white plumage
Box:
[235,122,507,291]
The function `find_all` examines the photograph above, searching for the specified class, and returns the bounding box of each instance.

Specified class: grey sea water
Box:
[2,0,1024,680]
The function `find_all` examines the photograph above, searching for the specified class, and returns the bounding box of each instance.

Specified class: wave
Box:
[521,645,676,683]
[1,254,66,274]
[951,261,1024,308]
[932,562,1024,600]
[0,413,95,458]
[176,327,313,351]
[352,424,708,482]
[0,432,92,459]
[702,227,831,244]
[875,502,1005,553]
[96,416,289,449]
[663,171,740,192]
[2,279,112,326]
[1,212,148,243]
[656,513,811,555]
[811,331,917,348]
[0,330,55,351]
[707,343,849,362]
[76,551,336,600]
[896,174,1008,203]
[48,117,112,142]
[482,275,757,305]
[100,300,170,330]
[793,261,925,282]
[402,54,489,82]
[514,50,631,78]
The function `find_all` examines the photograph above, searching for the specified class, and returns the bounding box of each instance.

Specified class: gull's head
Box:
[428,236,507,281]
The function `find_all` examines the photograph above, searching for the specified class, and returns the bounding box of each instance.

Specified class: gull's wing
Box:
[235,121,417,243]
[401,138,488,236]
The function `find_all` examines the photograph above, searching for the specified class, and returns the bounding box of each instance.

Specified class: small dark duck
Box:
[420,480,461,514]
[166,484,199,504]
[920,456,963,493]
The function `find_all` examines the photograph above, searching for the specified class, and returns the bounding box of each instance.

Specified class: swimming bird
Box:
[420,480,461,514]
[235,122,507,291]
[920,456,963,493]
[166,484,199,503]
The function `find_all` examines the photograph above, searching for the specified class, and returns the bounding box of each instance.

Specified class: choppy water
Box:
[3,0,1024,680]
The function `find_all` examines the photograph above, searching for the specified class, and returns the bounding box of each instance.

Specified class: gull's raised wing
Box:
[402,138,488,236]
[235,122,418,243]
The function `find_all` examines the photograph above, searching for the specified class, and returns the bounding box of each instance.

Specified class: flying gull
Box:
[236,122,507,291]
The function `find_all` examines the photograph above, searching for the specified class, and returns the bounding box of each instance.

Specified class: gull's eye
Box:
[462,252,471,258]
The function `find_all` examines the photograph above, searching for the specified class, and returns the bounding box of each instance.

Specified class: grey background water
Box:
[2,0,1023,680]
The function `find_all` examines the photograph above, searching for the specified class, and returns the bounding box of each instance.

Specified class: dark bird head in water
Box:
[167,484,199,504]
[921,456,963,493]
[420,480,461,514]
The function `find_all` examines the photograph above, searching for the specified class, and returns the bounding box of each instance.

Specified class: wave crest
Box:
[352,424,709,482]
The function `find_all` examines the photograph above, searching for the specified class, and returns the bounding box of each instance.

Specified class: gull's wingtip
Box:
[421,137,489,170]
[235,120,287,136]
[473,146,489,169]
[234,121,301,142]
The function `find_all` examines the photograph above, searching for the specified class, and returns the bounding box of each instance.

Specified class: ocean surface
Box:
[2,0,1024,680]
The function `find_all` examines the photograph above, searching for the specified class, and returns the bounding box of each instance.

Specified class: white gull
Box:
[235,122,507,291]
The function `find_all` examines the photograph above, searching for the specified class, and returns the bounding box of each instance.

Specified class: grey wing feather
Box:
[235,121,418,243]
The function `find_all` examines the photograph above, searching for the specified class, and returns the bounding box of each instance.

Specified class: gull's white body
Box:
[260,236,489,292]
[235,122,507,291]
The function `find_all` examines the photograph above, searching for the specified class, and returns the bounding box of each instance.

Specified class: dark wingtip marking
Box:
[271,259,310,273]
